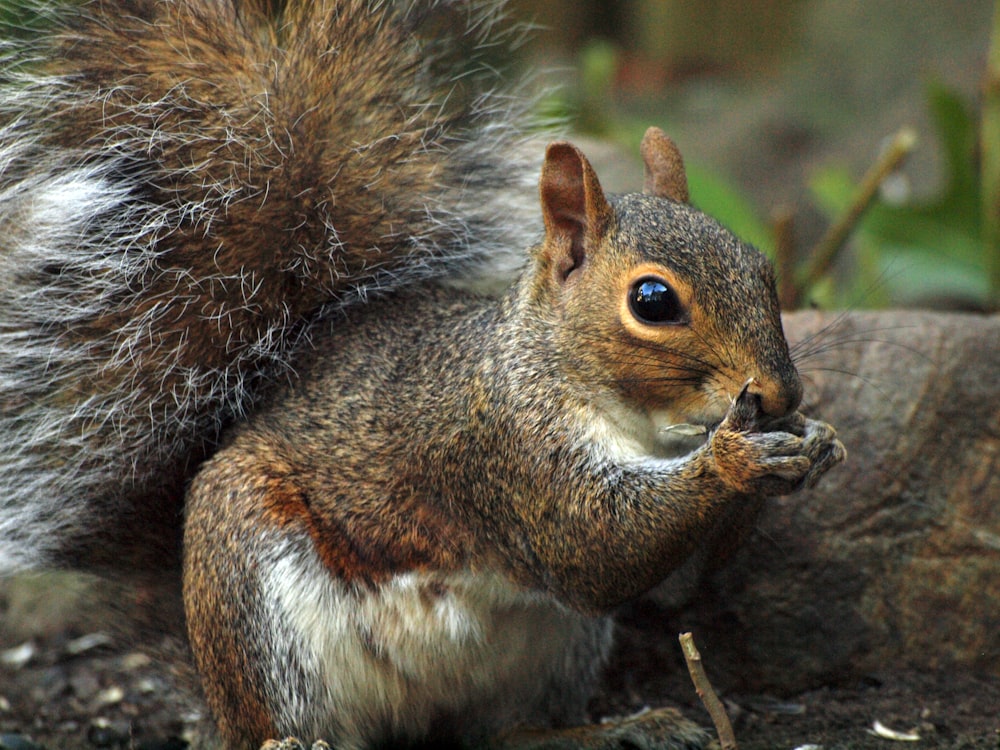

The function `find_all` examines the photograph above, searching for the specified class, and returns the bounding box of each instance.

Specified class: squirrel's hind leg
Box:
[489,708,711,750]
[182,450,335,749]
[182,440,618,750]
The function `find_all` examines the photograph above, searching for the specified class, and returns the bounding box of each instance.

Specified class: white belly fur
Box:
[261,538,612,748]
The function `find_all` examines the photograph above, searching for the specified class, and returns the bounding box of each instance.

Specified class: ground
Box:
[606,604,1000,750]
[1,603,997,750]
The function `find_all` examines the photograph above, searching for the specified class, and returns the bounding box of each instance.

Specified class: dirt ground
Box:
[1,603,997,750]
[606,604,1000,750]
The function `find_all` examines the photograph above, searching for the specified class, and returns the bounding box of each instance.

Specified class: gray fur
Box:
[0,0,545,573]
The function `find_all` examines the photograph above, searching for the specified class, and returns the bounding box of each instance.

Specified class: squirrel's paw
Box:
[711,385,846,495]
[490,707,710,750]
[259,739,331,750]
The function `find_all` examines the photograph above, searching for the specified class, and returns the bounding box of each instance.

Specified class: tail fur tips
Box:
[0,0,543,573]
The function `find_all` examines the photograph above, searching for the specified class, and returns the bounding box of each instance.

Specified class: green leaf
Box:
[687,164,775,255]
[925,79,979,222]
[805,81,989,309]
[808,166,856,218]
[878,245,990,305]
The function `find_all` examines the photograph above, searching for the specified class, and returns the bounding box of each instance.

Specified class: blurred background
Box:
[505,0,997,311]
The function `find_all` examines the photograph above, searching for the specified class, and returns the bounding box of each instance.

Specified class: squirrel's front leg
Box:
[508,387,846,613]
[649,387,846,571]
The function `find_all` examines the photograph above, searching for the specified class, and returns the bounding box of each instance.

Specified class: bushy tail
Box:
[0,0,544,573]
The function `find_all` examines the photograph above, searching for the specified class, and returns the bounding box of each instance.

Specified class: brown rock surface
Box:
[656,310,1000,691]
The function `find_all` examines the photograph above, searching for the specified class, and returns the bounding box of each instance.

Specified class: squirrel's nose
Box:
[747,371,803,417]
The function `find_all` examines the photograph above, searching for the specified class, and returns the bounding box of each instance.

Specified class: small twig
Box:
[771,205,797,309]
[679,632,737,750]
[796,127,918,297]
[981,0,1000,310]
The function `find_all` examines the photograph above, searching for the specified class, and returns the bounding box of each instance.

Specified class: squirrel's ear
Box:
[641,127,689,203]
[539,141,613,281]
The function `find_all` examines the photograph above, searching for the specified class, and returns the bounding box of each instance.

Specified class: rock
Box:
[0,642,35,670]
[86,718,132,748]
[0,573,113,645]
[64,633,113,658]
[654,310,1000,691]
[0,734,45,750]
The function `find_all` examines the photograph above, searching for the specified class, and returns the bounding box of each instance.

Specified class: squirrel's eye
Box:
[628,276,684,325]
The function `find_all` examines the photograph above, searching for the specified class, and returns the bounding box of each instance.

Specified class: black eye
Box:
[628,276,684,325]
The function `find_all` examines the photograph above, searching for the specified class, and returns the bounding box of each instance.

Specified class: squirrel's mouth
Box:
[654,421,712,457]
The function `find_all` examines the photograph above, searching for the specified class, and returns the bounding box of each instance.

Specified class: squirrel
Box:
[0,1,846,749]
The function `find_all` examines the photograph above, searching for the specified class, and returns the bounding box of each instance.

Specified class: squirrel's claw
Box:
[259,739,331,750]
[724,379,762,431]
[799,427,848,489]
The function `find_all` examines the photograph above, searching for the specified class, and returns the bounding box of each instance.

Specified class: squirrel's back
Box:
[0,0,541,573]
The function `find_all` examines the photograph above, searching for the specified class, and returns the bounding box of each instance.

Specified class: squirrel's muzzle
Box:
[746,370,803,418]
